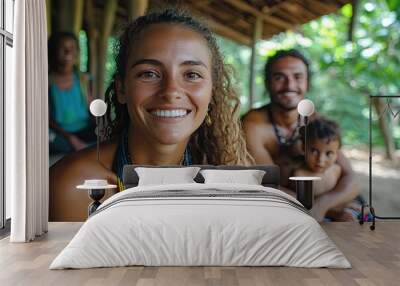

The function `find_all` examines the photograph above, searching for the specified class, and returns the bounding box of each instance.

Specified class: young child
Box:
[294,117,360,221]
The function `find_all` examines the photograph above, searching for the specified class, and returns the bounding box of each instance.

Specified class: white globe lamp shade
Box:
[90,99,107,117]
[297,99,315,117]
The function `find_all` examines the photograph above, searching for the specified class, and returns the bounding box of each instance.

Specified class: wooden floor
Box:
[0,222,399,286]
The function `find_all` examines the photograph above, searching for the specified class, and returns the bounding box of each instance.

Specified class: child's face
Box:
[306,138,340,173]
[117,23,213,146]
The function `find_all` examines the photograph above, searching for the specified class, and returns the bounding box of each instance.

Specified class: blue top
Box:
[49,71,90,132]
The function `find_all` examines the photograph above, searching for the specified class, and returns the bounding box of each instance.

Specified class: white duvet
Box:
[50,183,351,269]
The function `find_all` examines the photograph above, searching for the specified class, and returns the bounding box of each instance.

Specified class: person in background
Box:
[48,31,96,155]
[242,49,359,221]
[49,9,253,221]
[292,117,360,221]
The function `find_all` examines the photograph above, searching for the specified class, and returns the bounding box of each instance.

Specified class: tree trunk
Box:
[348,0,359,42]
[372,97,396,160]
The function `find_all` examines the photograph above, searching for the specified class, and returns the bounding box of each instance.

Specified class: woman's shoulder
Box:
[50,140,119,180]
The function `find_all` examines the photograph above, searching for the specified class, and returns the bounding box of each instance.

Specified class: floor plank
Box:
[0,222,399,286]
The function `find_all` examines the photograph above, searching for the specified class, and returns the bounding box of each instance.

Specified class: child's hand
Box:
[310,196,330,222]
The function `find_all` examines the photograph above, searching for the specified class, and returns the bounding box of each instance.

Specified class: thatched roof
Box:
[107,0,352,45]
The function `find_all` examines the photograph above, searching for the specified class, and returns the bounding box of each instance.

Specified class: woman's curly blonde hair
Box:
[104,8,253,165]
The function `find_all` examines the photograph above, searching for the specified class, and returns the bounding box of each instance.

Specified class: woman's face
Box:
[117,24,213,145]
[56,37,78,68]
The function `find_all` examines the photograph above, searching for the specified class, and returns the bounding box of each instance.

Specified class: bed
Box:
[50,165,350,269]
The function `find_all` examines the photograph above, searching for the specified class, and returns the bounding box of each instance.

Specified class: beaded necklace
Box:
[267,105,301,147]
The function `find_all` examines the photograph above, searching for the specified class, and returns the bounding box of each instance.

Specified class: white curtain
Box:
[7,0,48,242]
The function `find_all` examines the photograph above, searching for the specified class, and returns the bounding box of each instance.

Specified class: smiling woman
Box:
[50,8,253,221]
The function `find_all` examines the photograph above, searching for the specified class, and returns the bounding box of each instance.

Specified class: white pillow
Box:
[135,167,201,186]
[200,169,266,185]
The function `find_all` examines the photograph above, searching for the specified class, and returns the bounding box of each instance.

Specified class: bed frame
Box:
[122,165,280,189]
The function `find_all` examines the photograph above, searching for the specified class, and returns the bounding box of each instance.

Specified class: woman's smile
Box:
[147,107,193,121]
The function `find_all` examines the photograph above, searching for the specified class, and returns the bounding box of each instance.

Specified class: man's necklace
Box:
[267,105,301,147]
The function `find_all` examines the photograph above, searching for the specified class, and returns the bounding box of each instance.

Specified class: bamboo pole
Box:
[85,0,98,98]
[248,16,262,110]
[128,0,148,21]
[96,0,118,99]
[73,0,84,37]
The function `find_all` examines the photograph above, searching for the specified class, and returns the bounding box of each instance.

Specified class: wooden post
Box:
[128,0,148,21]
[248,16,262,110]
[96,0,118,99]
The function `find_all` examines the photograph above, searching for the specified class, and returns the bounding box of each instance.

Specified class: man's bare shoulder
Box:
[242,105,271,127]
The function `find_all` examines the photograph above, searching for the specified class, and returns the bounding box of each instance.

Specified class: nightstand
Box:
[289,176,321,210]
[77,180,117,216]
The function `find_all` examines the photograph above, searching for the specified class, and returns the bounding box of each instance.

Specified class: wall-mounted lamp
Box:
[76,99,116,217]
[89,99,107,162]
[297,99,315,162]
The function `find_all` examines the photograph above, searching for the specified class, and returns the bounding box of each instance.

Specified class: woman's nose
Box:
[160,76,183,100]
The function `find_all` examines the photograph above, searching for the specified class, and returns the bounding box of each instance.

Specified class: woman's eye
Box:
[185,72,202,81]
[137,71,160,80]
[327,151,334,157]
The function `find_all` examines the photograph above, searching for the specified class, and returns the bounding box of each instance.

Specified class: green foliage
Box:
[104,37,117,90]
[385,0,400,20]
[79,30,88,73]
[219,0,400,148]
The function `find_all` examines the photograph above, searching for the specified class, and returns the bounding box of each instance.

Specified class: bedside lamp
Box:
[76,99,116,216]
[297,99,315,162]
[89,99,107,162]
[289,99,320,210]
